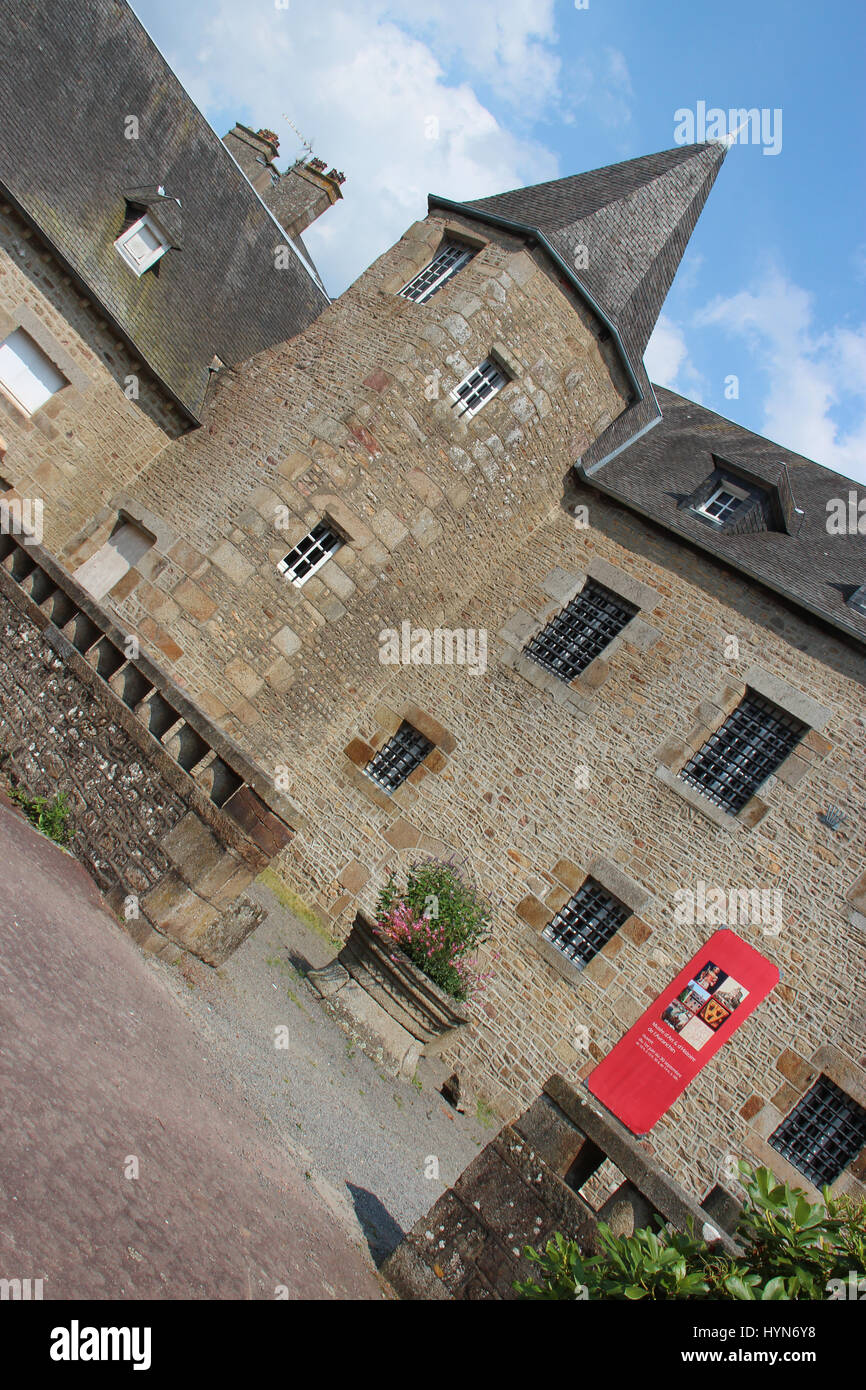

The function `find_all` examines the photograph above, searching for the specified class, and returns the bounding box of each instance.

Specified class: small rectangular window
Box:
[679,690,805,815]
[115,213,169,276]
[769,1075,866,1187]
[542,877,631,969]
[524,578,637,683]
[399,240,474,303]
[696,481,750,525]
[450,358,508,419]
[0,328,67,415]
[278,520,343,586]
[364,721,433,792]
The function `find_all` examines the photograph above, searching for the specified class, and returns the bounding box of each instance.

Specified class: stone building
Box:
[1,0,864,1210]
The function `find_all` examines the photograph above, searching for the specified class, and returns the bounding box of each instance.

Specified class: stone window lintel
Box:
[743,665,833,733]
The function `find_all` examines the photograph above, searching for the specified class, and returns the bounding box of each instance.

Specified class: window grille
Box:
[450,358,508,419]
[364,721,434,791]
[541,876,631,968]
[278,520,342,586]
[523,579,637,683]
[769,1075,866,1187]
[399,241,474,303]
[679,690,805,814]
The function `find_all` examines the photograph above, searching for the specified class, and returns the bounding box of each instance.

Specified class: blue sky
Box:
[132,0,865,482]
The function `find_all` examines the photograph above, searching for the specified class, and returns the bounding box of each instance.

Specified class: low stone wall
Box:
[0,530,303,964]
[383,1075,740,1299]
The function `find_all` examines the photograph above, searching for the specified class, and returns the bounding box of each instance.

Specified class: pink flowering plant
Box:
[374,859,493,1002]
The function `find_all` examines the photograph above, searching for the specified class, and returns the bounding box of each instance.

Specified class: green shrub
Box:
[515,1164,866,1300]
[9,787,72,846]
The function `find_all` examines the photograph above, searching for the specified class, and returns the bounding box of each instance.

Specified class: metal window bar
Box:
[364,721,434,792]
[278,520,342,586]
[450,358,508,419]
[542,877,631,969]
[679,690,805,815]
[769,1075,866,1187]
[524,579,638,683]
[399,241,474,303]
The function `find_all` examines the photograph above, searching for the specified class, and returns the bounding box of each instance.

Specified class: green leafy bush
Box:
[9,787,72,846]
[374,858,493,1000]
[515,1164,866,1300]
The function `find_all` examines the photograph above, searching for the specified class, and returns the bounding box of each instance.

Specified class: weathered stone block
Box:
[516,894,550,931]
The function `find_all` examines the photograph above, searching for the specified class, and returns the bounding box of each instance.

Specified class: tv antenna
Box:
[281,113,315,159]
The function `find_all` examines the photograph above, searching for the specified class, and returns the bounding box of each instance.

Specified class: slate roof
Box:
[0,0,329,421]
[464,143,726,364]
[433,143,727,475]
[583,387,866,648]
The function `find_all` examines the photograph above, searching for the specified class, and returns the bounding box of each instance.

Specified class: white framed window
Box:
[278,520,343,586]
[450,357,508,419]
[696,480,750,525]
[847,584,866,616]
[0,328,67,415]
[114,213,170,276]
[399,240,474,304]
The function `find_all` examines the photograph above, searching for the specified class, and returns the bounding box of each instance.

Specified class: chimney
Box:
[221,123,281,195]
[266,157,345,239]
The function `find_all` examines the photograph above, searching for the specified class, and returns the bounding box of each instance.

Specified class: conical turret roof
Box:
[447,141,727,362]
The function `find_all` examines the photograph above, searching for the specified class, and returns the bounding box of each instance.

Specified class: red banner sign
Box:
[587,929,779,1135]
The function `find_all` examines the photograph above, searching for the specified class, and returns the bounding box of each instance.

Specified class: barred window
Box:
[679,690,805,815]
[365,721,433,792]
[541,877,631,969]
[399,241,474,303]
[278,520,342,586]
[524,579,638,683]
[450,358,508,419]
[769,1076,866,1187]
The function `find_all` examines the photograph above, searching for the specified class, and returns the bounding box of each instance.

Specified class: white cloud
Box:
[132,0,562,294]
[645,314,704,400]
[697,270,866,483]
[388,0,561,118]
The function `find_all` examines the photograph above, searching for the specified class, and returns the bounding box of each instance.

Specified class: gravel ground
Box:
[145,873,496,1264]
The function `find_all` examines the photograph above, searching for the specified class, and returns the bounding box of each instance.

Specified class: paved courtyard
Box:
[0,799,490,1299]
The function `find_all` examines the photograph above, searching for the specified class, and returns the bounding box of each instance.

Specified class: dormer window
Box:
[114,212,170,276]
[696,480,751,526]
[399,240,474,303]
[847,584,866,616]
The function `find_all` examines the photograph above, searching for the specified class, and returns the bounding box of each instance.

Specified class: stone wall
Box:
[92,211,629,747]
[0,202,186,555]
[0,531,301,963]
[44,205,865,1206]
[383,1075,740,1300]
[4,193,863,1208]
